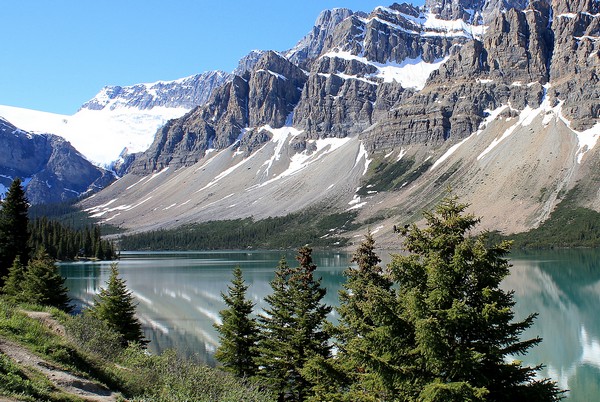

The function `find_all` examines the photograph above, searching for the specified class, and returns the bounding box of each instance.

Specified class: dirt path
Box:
[0,311,120,401]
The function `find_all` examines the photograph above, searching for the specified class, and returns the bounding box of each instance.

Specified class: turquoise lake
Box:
[58,249,600,400]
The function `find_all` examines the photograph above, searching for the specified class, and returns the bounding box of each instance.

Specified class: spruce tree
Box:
[256,257,298,394]
[1,257,26,303]
[256,247,332,401]
[307,233,406,401]
[387,194,563,401]
[88,263,146,347]
[214,266,259,378]
[0,178,30,287]
[21,247,72,312]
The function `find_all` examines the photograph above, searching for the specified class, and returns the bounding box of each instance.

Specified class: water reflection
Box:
[505,249,600,401]
[59,249,600,401]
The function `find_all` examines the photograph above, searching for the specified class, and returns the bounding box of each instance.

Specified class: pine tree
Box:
[256,247,332,401]
[214,266,259,378]
[307,233,405,401]
[88,263,146,347]
[21,247,72,312]
[0,178,30,287]
[387,194,563,401]
[1,257,26,303]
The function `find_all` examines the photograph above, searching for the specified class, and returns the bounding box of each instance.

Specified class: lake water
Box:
[58,249,600,400]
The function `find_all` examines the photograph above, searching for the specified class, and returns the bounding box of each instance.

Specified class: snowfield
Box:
[0,104,189,168]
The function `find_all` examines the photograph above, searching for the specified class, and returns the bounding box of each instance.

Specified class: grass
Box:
[0,298,274,401]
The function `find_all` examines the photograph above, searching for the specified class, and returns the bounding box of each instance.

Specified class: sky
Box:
[1,1,425,115]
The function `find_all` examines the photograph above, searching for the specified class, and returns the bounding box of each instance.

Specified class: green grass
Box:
[357,157,432,195]
[0,299,274,401]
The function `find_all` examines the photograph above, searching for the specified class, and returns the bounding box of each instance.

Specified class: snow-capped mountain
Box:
[0,117,114,204]
[81,0,599,244]
[80,70,230,111]
[0,71,231,170]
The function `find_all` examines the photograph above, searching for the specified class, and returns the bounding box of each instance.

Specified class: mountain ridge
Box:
[4,0,599,243]
[80,0,599,246]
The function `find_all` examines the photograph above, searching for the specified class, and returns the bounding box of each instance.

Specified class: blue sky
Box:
[0,1,425,115]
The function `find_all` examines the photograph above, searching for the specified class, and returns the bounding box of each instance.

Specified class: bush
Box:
[64,313,124,361]
[118,346,274,401]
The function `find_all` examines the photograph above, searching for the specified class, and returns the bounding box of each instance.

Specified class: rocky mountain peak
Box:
[286,7,357,68]
[233,50,267,76]
[425,0,529,22]
[80,70,231,111]
[0,118,114,204]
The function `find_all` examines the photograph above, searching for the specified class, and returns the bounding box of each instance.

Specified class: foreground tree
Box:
[214,266,260,378]
[307,233,408,401]
[1,257,26,302]
[256,247,332,401]
[0,178,30,286]
[388,195,562,401]
[21,247,72,312]
[88,263,146,347]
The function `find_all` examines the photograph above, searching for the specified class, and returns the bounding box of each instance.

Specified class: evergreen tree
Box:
[21,247,72,312]
[1,257,26,303]
[88,263,146,347]
[306,233,405,401]
[386,195,563,401]
[214,266,259,378]
[256,247,332,401]
[0,178,30,287]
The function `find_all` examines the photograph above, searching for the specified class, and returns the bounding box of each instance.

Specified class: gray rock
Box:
[286,8,356,68]
[81,70,231,111]
[549,0,600,129]
[0,118,113,204]
[233,50,267,76]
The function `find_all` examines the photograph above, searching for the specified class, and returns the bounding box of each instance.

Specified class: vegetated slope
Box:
[80,0,599,247]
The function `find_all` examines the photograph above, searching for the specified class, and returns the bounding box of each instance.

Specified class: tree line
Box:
[118,210,358,250]
[0,178,144,347]
[29,217,117,261]
[214,195,564,401]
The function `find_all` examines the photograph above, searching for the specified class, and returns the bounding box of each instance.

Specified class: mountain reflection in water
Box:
[59,249,600,401]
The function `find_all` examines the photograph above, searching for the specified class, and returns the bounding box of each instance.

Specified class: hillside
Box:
[76,0,600,247]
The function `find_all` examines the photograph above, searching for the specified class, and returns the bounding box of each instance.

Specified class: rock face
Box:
[0,118,113,204]
[81,71,231,111]
[125,0,599,170]
[82,0,600,240]
[549,0,600,130]
[130,52,307,173]
[286,8,357,69]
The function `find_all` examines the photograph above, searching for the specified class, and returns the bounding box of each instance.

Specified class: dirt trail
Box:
[0,311,120,401]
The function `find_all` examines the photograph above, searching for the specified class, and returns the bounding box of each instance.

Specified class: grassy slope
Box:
[0,300,273,401]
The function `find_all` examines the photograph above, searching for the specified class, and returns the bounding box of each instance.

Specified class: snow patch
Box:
[0,104,189,168]
[255,69,288,81]
[396,147,407,161]
[354,142,371,175]
[557,104,600,164]
[321,50,447,90]
[431,135,471,170]
[257,136,352,188]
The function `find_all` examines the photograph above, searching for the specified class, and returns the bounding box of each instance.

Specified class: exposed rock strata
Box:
[0,118,113,204]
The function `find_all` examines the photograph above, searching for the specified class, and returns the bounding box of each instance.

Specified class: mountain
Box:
[73,0,600,245]
[0,117,114,204]
[0,71,231,171]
